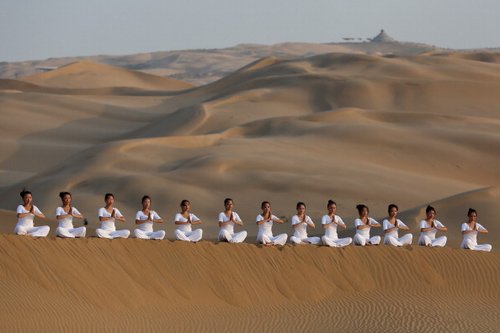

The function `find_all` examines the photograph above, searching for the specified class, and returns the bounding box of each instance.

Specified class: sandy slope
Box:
[0,235,498,332]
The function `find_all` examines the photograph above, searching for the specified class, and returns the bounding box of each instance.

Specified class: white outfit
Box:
[382,219,413,246]
[321,215,352,247]
[134,210,165,240]
[418,220,447,247]
[96,207,130,239]
[174,213,203,242]
[218,212,247,243]
[55,206,86,238]
[353,218,381,246]
[460,223,492,252]
[15,205,50,237]
[256,214,288,246]
[290,215,321,245]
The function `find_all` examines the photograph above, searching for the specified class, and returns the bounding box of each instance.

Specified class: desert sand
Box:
[1,48,500,332]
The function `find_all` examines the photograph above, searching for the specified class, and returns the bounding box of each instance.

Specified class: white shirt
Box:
[419,220,445,240]
[256,214,278,237]
[321,214,346,239]
[354,218,379,238]
[218,212,242,234]
[135,210,162,232]
[461,222,487,246]
[291,215,314,239]
[16,205,43,228]
[98,207,124,231]
[56,206,82,229]
[175,213,200,233]
[382,219,408,238]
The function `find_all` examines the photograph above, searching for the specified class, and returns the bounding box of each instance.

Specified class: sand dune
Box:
[0,235,498,332]
[22,60,193,90]
[1,50,500,331]
[0,39,440,85]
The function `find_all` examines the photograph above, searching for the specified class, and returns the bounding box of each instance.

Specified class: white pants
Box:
[461,240,492,252]
[384,234,413,247]
[218,230,247,243]
[290,236,321,245]
[134,229,166,240]
[175,229,203,242]
[56,227,86,238]
[96,228,130,239]
[15,225,50,237]
[353,234,381,246]
[322,236,352,248]
[419,235,447,247]
[258,233,288,246]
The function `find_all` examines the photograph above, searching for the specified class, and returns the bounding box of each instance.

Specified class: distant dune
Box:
[0,235,498,332]
[22,60,193,90]
[0,38,442,85]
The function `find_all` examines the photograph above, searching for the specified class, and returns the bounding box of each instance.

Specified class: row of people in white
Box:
[13,191,492,252]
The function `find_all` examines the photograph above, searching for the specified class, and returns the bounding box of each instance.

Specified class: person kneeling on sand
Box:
[174,200,203,242]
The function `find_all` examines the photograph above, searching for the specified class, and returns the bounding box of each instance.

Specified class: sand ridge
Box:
[0,235,498,332]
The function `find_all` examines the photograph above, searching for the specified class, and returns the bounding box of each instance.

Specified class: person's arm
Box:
[113,209,126,222]
[272,215,285,224]
[420,220,433,232]
[56,207,70,220]
[337,217,347,229]
[150,211,163,224]
[369,218,381,228]
[218,212,230,227]
[356,219,370,230]
[191,214,202,225]
[383,220,397,234]
[30,206,45,219]
[233,213,244,226]
[398,220,409,230]
[306,216,315,228]
[256,215,268,225]
[434,220,447,231]
[175,213,189,225]
[477,223,488,234]
[71,207,83,219]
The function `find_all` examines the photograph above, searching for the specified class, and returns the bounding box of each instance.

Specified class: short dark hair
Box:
[467,208,477,216]
[20,188,32,198]
[59,191,71,200]
[296,202,306,209]
[224,198,233,205]
[356,204,368,214]
[388,204,398,214]
[327,200,336,207]
[105,193,114,200]
[142,195,151,203]
[261,201,270,209]
[180,199,190,207]
[425,205,435,214]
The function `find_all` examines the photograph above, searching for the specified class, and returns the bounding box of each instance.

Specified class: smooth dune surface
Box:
[1,49,500,331]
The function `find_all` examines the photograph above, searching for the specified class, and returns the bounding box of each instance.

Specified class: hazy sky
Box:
[1,0,499,62]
